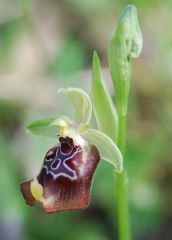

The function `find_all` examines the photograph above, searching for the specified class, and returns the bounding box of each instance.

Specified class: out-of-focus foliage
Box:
[0,0,172,240]
[49,36,87,77]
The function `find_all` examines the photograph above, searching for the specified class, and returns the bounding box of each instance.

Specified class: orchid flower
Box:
[20,88,123,214]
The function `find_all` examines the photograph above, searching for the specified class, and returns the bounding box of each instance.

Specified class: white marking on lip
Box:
[51,159,61,170]
[78,145,89,176]
[45,158,53,162]
[45,149,57,162]
[59,146,73,155]
[46,150,54,156]
[43,165,78,181]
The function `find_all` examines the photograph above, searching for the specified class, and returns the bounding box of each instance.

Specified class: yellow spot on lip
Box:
[31,179,44,203]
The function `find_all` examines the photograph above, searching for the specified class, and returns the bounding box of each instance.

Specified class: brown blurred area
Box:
[0,0,172,240]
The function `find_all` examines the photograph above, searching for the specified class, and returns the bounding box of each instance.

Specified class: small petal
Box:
[20,137,100,214]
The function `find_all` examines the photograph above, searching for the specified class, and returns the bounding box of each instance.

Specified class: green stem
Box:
[108,5,142,239]
[116,114,131,240]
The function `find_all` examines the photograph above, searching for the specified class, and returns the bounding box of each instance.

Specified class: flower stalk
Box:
[92,4,142,240]
[108,5,142,240]
[116,114,130,240]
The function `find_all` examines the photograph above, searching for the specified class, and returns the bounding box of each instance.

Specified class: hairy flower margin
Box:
[20,88,123,214]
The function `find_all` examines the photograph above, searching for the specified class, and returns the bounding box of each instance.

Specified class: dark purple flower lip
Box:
[20,136,100,214]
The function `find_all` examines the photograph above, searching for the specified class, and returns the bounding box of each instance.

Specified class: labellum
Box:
[20,136,100,214]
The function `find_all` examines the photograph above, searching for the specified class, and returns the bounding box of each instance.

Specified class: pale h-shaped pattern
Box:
[43,137,82,180]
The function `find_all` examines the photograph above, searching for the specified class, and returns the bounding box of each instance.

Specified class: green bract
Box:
[108,4,143,116]
[92,52,118,141]
[26,88,123,173]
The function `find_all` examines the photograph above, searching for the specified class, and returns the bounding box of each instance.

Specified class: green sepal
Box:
[85,128,123,173]
[26,116,71,139]
[58,87,92,124]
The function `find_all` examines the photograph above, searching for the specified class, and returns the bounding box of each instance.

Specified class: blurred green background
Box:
[0,0,172,239]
